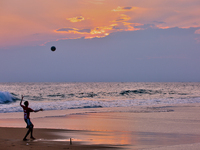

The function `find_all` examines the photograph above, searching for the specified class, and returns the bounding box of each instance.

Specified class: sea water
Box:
[0,82,200,114]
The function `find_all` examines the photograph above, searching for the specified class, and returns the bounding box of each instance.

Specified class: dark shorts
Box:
[24,119,34,128]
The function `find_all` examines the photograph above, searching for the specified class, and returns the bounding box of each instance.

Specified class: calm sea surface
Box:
[0,82,200,113]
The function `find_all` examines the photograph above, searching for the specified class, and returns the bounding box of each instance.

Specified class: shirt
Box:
[20,105,34,119]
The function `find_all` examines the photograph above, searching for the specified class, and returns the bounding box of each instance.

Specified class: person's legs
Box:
[30,127,35,139]
[23,119,35,140]
[23,128,31,141]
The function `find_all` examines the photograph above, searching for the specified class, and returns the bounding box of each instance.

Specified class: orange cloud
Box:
[54,21,144,40]
[122,22,143,31]
[54,24,122,40]
[90,25,114,35]
[55,11,146,40]
[55,25,113,35]
[67,16,85,22]
[2,0,200,47]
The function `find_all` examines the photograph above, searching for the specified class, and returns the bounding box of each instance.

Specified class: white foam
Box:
[1,97,200,113]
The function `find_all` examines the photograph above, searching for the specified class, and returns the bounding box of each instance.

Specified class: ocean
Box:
[0,82,200,114]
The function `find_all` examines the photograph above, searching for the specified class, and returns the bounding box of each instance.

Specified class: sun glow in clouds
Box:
[54,20,141,39]
[67,16,85,22]
[55,25,113,39]
[54,6,141,40]
[1,0,200,47]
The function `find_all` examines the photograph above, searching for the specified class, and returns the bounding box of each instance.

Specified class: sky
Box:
[0,0,200,82]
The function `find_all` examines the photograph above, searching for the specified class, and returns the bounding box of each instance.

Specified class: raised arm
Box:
[20,95,23,106]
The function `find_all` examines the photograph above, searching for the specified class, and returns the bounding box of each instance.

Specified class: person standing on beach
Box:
[20,95,43,141]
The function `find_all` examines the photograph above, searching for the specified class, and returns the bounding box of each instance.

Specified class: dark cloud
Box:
[153,21,166,24]
[115,18,126,22]
[134,24,157,29]
[112,6,134,11]
[112,26,121,30]
[56,27,76,32]
[78,29,91,33]
[123,7,132,10]
[113,14,130,22]
[77,16,84,20]
[56,28,91,33]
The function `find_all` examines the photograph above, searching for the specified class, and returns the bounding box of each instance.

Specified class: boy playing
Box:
[20,95,43,141]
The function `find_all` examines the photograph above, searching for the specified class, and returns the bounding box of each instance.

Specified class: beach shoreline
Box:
[1,104,200,149]
[0,127,119,150]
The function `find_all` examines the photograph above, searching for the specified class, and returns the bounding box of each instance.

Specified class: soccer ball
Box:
[51,46,56,51]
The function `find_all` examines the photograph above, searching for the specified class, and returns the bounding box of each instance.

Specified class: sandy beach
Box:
[0,127,118,150]
[1,104,200,149]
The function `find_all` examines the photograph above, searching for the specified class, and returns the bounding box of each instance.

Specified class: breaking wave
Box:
[0,91,18,104]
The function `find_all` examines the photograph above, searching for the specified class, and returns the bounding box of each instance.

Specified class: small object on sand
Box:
[70,138,72,145]
[26,143,29,146]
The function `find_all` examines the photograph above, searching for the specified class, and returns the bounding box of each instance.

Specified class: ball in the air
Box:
[51,46,56,51]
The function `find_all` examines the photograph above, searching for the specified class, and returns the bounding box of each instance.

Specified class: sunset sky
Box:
[0,0,200,82]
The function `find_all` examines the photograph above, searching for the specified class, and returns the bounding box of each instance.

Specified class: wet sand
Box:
[0,127,118,150]
[1,104,200,149]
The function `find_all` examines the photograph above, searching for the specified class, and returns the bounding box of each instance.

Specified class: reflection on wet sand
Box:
[33,129,200,149]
